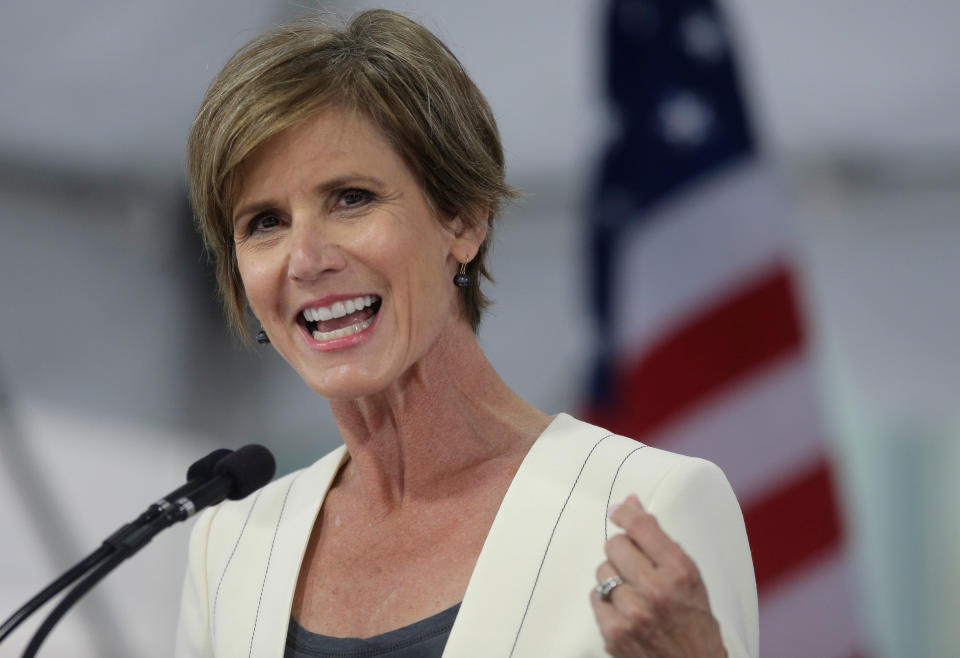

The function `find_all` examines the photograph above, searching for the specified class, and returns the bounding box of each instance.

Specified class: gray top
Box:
[284,604,461,658]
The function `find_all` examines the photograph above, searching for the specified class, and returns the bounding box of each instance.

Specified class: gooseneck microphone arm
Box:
[0,546,110,645]
[21,519,172,658]
[0,447,233,647]
[1,444,276,657]
[19,444,275,658]
[0,447,233,646]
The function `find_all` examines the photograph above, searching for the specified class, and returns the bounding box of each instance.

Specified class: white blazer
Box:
[175,413,758,657]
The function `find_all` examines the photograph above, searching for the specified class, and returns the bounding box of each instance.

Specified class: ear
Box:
[450,206,488,262]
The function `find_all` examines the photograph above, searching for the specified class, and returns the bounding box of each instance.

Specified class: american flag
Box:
[584,1,863,655]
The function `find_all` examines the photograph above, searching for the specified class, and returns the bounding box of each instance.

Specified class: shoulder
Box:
[533,413,748,555]
[547,414,759,657]
[537,413,732,503]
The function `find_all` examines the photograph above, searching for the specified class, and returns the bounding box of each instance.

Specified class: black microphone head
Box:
[186,448,234,482]
[213,444,276,500]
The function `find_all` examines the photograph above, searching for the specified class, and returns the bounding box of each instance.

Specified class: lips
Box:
[298,295,382,341]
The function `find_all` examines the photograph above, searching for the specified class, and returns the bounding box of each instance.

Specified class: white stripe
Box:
[758,548,864,658]
[613,160,795,358]
[643,355,827,503]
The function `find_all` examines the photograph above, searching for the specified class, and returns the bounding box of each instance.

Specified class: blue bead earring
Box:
[453,262,470,287]
[255,329,270,345]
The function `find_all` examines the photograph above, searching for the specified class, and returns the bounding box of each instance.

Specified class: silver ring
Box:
[593,575,624,601]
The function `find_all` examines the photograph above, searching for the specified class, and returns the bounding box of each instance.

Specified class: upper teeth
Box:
[303,295,378,322]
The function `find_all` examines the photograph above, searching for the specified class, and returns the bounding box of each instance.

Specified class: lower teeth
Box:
[312,315,374,341]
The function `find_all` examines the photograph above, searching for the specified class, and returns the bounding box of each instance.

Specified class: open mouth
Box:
[298,295,382,341]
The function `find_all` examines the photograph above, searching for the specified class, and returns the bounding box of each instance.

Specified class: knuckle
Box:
[668,554,699,589]
[622,598,653,629]
[604,534,629,557]
[623,514,645,537]
[606,618,632,650]
[598,613,621,639]
[676,566,696,589]
[603,536,617,555]
[679,552,698,575]
[645,582,669,613]
[647,511,662,529]
[596,562,610,582]
[625,511,656,538]
[616,626,643,655]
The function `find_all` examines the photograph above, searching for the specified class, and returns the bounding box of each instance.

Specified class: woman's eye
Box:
[338,188,374,208]
[246,213,281,235]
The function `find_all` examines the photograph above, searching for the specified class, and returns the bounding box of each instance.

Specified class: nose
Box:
[287,220,347,282]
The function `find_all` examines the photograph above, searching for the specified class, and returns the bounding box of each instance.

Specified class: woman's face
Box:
[232,109,472,400]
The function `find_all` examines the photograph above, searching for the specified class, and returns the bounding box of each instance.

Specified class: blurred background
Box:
[1,0,957,656]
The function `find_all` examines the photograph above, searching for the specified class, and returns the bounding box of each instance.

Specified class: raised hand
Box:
[590,495,726,658]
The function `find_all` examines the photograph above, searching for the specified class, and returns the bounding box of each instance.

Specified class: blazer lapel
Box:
[442,414,618,657]
[242,446,349,658]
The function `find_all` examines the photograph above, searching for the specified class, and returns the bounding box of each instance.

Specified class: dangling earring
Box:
[255,329,270,345]
[453,262,470,287]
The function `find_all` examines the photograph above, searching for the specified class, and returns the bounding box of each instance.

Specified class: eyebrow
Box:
[232,174,387,226]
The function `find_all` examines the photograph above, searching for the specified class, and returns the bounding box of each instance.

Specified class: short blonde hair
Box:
[188,9,517,339]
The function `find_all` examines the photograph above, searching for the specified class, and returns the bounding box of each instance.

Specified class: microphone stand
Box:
[0,545,111,644]
[3,444,274,656]
[0,448,232,647]
[21,513,174,658]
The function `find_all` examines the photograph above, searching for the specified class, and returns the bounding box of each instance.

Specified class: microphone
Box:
[187,447,235,481]
[0,445,275,652]
[160,444,275,524]
[99,445,275,567]
[99,447,240,555]
[121,448,234,531]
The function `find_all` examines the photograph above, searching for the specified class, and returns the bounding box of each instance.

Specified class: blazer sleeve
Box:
[644,457,760,658]
[174,507,217,658]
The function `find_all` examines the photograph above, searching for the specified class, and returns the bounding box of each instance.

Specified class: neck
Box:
[328,321,550,511]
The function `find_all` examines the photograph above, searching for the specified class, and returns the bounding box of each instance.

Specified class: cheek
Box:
[236,251,283,317]
[406,255,460,342]
[396,234,453,299]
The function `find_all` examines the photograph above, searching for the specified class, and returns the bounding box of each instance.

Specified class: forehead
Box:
[233,108,411,209]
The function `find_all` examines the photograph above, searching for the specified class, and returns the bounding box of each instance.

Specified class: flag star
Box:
[657,91,714,147]
[680,11,726,62]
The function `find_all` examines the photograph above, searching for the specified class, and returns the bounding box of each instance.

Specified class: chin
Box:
[299,365,392,402]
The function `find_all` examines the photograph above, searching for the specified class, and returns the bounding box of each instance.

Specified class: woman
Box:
[176,9,758,658]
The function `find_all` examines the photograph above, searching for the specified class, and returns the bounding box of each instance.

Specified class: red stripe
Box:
[744,455,843,590]
[586,263,804,439]
[581,262,844,590]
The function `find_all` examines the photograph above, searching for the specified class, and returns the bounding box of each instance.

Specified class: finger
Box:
[609,495,683,568]
[597,558,657,623]
[590,572,652,658]
[604,532,656,588]
[591,562,626,603]
[590,591,626,655]
[594,561,625,604]
[595,561,651,622]
[590,585,647,658]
